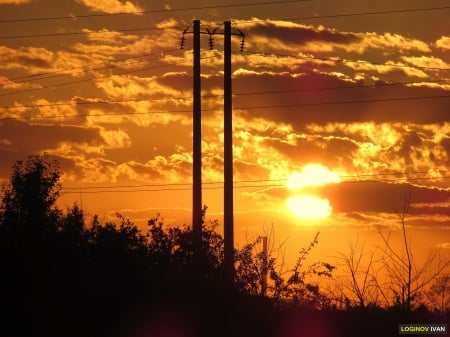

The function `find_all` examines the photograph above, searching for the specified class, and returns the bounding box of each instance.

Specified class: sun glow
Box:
[286,164,340,220]
[287,164,340,190]
[287,195,332,219]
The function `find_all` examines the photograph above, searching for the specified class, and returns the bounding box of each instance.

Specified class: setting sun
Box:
[286,164,340,219]
[287,195,332,219]
[287,164,340,190]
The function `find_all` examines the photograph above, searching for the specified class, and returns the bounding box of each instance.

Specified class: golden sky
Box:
[0,0,449,265]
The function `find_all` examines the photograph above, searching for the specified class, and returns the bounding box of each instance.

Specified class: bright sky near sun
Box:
[0,0,449,263]
[286,164,340,219]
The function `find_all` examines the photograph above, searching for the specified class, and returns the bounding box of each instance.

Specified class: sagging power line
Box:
[2,93,449,122]
[1,5,449,38]
[0,0,312,23]
[59,170,450,193]
[1,77,449,112]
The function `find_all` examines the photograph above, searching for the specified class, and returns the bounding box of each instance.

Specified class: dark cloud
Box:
[258,181,450,217]
[0,119,103,178]
[234,160,271,180]
[321,182,450,215]
[247,21,360,47]
[0,119,102,153]
[231,71,450,125]
[441,137,450,158]
[262,136,358,168]
[155,72,193,93]
[398,130,423,164]
[104,122,191,163]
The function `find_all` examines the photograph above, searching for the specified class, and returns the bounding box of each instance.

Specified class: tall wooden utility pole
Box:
[192,20,202,260]
[223,21,234,287]
[222,21,245,288]
[181,20,205,267]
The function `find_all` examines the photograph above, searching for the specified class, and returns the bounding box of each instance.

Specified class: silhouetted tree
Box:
[0,155,65,337]
[426,275,450,314]
[0,154,61,245]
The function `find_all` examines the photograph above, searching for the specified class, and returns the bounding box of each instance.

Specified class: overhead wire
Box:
[0,0,312,23]
[2,92,449,121]
[239,5,450,24]
[233,93,450,110]
[1,170,448,198]
[1,94,449,121]
[62,169,449,189]
[2,46,449,100]
[0,53,219,98]
[3,47,449,88]
[59,171,450,194]
[1,49,183,85]
[1,5,449,39]
[245,51,450,72]
[2,77,447,108]
[1,77,450,114]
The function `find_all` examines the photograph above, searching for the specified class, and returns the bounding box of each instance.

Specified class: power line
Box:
[234,93,450,110]
[0,0,312,24]
[2,46,448,99]
[0,54,218,98]
[63,170,450,191]
[59,175,450,194]
[1,110,181,121]
[1,78,449,112]
[282,5,450,22]
[0,27,173,39]
[2,49,182,85]
[246,51,450,72]
[216,5,450,28]
[1,5,449,39]
[2,92,449,121]
[1,170,448,196]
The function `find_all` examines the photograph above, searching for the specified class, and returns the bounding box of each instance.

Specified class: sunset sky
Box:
[0,0,449,267]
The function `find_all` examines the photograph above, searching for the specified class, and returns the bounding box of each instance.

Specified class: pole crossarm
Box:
[181,23,245,52]
[180,24,221,50]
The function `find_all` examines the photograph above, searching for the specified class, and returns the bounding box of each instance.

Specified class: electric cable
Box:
[1,5,449,39]
[2,77,449,111]
[2,47,448,99]
[63,170,450,191]
[0,0,312,24]
[59,175,450,194]
[2,92,449,121]
[1,49,183,85]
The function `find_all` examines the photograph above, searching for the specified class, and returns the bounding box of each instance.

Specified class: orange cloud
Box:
[0,45,54,73]
[73,32,154,56]
[435,36,450,50]
[0,76,40,90]
[354,32,431,54]
[75,0,143,14]
[0,0,31,3]
[401,55,449,71]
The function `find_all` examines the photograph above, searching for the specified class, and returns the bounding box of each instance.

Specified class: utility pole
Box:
[223,21,234,288]
[180,20,209,268]
[261,236,268,295]
[217,21,245,288]
[192,20,202,263]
